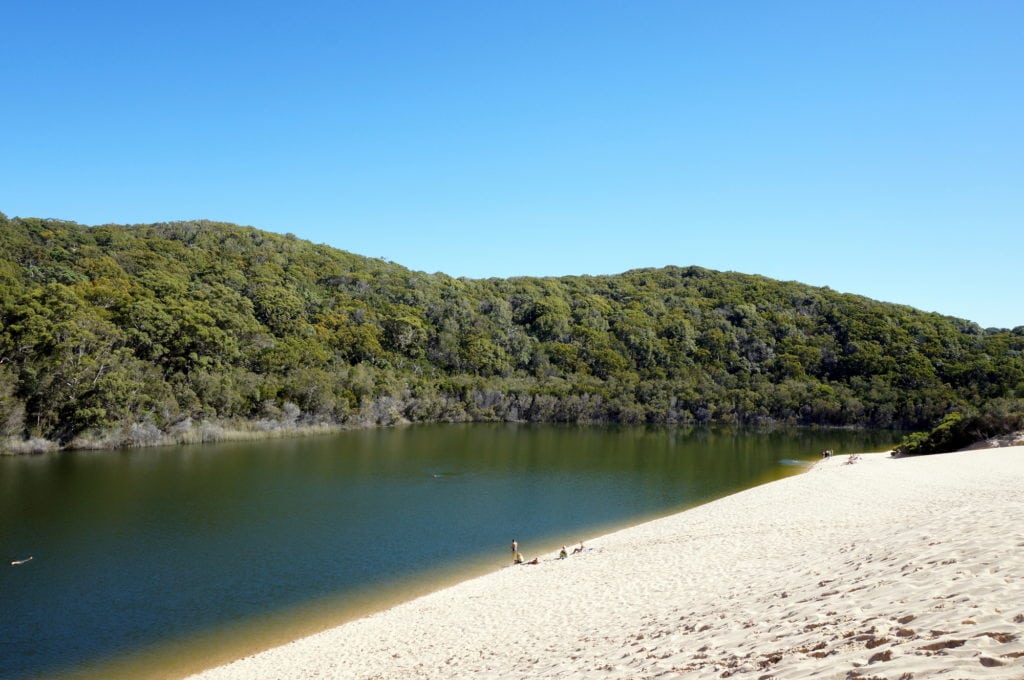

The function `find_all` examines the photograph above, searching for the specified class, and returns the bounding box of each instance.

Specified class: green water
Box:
[0,423,897,679]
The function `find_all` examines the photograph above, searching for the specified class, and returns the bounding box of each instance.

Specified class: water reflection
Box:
[0,424,897,679]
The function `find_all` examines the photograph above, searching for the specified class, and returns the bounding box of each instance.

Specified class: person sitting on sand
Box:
[559,546,568,559]
[524,557,540,565]
[514,551,523,564]
[572,541,584,554]
[845,454,860,465]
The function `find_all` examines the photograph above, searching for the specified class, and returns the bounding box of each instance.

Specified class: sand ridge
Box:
[190,447,1024,679]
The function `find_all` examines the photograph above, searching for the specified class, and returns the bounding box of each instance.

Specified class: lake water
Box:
[0,424,897,679]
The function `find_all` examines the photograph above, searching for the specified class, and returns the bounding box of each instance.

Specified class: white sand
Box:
[190,447,1024,679]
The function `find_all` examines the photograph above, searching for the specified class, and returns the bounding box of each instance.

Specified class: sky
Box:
[2,1,1022,328]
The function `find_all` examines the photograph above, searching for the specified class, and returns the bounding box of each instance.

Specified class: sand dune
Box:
[190,447,1024,679]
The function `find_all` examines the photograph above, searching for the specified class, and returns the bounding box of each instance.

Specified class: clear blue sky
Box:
[3,2,1021,328]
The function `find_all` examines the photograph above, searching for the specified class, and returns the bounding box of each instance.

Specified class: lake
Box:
[0,424,897,679]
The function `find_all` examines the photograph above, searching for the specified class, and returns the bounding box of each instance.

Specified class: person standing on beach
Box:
[511,539,519,564]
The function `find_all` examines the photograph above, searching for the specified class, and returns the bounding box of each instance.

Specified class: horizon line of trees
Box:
[2,212,1022,452]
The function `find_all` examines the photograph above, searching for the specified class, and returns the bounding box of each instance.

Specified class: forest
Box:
[1,212,1022,453]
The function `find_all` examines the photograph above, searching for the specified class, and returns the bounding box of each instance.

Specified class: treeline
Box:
[1,212,1022,452]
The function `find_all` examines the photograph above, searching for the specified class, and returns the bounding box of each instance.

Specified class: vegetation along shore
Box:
[1,212,1022,455]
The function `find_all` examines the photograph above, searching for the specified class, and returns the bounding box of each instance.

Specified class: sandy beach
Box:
[190,446,1024,679]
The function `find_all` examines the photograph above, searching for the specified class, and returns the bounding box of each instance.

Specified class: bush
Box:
[894,400,1024,455]
[893,412,972,456]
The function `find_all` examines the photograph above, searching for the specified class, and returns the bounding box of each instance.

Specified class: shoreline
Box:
[188,447,1024,679]
[50,453,809,680]
[1,420,882,457]
[52,552,508,680]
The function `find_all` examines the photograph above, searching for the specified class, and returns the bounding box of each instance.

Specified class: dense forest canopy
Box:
[1,212,1022,451]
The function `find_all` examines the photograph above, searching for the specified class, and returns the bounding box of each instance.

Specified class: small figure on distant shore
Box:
[572,541,585,554]
[821,449,833,458]
[845,454,860,465]
[559,546,568,559]
[514,551,524,564]
[11,556,33,566]
[524,557,539,565]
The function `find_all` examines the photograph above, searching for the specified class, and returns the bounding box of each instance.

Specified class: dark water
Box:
[0,424,897,679]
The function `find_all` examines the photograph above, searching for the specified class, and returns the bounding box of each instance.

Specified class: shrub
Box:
[894,400,1024,455]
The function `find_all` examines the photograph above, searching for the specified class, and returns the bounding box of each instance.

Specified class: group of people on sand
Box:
[821,449,861,465]
[511,539,585,565]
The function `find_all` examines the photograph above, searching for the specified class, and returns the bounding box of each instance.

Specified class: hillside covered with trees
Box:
[1,213,1022,452]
